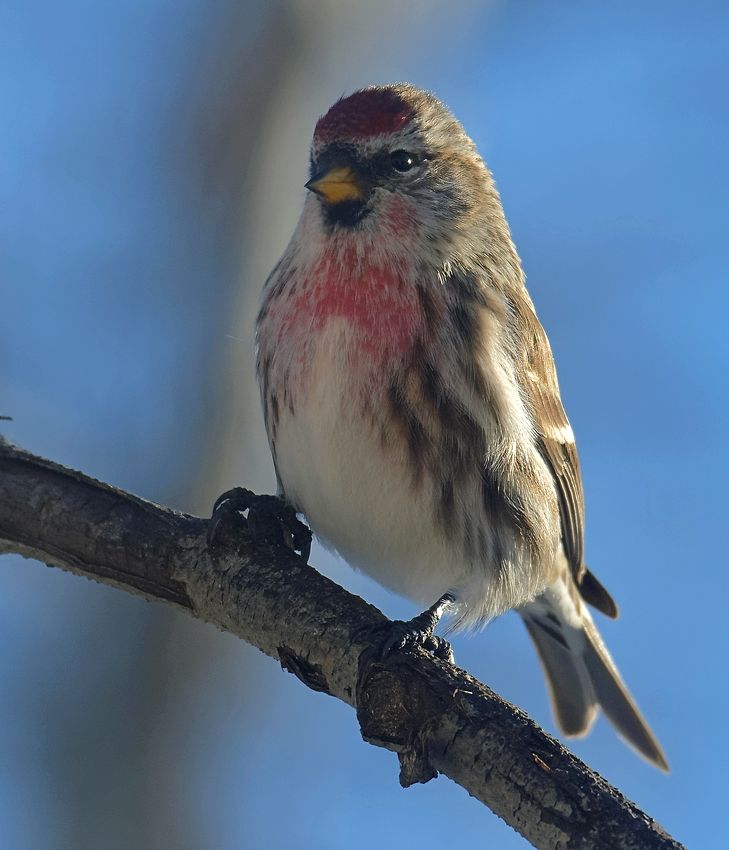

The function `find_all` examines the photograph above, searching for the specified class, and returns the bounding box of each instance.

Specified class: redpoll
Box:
[255,84,668,770]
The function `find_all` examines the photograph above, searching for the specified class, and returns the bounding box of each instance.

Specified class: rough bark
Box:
[0,440,683,850]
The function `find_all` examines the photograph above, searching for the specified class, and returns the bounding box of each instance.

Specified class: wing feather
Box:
[509,289,618,618]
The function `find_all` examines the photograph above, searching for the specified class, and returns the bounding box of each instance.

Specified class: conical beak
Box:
[305,166,364,204]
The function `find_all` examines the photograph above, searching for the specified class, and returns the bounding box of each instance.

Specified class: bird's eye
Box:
[390,150,420,173]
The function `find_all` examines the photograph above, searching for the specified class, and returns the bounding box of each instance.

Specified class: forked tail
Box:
[520,577,668,771]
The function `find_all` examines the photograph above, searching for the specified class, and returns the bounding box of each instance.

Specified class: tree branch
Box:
[0,440,683,850]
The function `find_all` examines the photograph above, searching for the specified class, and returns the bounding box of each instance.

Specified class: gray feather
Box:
[523,615,597,736]
[521,581,669,772]
[581,618,669,771]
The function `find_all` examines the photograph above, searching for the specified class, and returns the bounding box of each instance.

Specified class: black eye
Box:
[390,150,419,173]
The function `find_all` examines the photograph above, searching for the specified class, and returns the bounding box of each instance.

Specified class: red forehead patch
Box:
[314,88,414,143]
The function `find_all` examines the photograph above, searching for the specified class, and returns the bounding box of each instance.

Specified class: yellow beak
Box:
[305,166,364,204]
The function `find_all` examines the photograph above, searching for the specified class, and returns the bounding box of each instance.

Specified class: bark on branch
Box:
[0,440,683,850]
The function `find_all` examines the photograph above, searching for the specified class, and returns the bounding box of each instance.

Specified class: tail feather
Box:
[581,618,668,771]
[521,578,668,771]
[522,617,596,736]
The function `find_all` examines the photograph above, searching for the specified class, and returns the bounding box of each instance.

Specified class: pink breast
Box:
[282,249,426,359]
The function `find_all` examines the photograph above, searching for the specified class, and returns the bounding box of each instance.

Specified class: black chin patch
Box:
[321,199,370,230]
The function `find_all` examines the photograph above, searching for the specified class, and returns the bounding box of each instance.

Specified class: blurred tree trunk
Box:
[110,6,304,849]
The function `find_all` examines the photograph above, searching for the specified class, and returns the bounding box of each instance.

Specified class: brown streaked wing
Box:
[509,290,617,617]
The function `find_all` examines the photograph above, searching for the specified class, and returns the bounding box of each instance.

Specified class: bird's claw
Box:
[208,487,311,563]
[381,621,454,663]
[378,593,456,663]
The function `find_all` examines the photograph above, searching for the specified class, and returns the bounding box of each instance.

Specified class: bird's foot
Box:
[381,594,456,663]
[207,487,311,563]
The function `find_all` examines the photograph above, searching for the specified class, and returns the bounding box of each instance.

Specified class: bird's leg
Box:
[381,593,456,663]
[207,487,311,563]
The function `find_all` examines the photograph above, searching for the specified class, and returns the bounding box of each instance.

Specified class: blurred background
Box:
[2,1,727,847]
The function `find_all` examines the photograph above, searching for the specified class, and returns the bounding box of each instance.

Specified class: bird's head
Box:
[304,85,499,262]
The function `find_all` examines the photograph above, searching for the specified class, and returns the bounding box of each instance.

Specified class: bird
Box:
[253,83,668,770]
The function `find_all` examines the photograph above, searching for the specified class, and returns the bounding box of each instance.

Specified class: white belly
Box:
[273,322,469,611]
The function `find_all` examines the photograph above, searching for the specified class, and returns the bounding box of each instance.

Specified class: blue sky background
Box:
[2,2,727,848]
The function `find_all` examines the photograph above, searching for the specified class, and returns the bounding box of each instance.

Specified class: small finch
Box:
[255,84,667,770]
